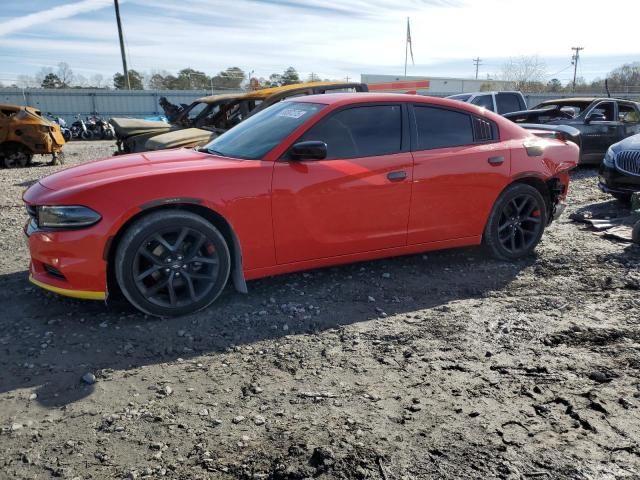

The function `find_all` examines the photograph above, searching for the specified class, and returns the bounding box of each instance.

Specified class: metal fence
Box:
[0,88,241,124]
[1,88,639,124]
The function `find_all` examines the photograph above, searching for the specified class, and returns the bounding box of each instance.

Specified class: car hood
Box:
[144,127,216,151]
[109,117,172,137]
[612,132,640,152]
[38,148,240,192]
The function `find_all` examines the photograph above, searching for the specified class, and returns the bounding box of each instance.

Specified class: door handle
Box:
[387,170,407,181]
[488,156,504,166]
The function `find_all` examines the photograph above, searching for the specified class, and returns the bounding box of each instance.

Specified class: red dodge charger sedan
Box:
[23,93,579,316]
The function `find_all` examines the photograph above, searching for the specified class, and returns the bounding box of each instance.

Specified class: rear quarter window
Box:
[413,106,474,150]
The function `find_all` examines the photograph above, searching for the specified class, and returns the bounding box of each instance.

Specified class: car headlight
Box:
[603,148,617,168]
[36,205,101,229]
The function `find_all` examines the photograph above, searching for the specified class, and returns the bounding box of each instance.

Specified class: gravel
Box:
[1,141,639,478]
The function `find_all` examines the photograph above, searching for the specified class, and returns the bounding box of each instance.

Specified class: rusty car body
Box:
[0,104,65,168]
[110,81,368,154]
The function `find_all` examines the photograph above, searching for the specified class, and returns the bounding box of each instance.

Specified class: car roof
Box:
[287,92,488,109]
[0,104,22,111]
[195,81,361,104]
[450,91,522,96]
[540,97,636,105]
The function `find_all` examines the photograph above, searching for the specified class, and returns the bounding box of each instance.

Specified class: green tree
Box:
[546,78,562,92]
[281,66,300,85]
[148,73,168,90]
[113,69,144,90]
[212,67,245,89]
[41,73,62,89]
[266,73,282,87]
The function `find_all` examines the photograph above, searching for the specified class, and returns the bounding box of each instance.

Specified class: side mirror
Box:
[586,112,606,123]
[290,141,327,161]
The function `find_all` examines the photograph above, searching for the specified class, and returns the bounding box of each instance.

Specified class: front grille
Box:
[616,150,640,176]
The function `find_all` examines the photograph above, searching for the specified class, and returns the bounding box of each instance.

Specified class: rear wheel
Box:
[2,143,33,168]
[483,183,547,260]
[115,210,231,317]
[611,192,631,204]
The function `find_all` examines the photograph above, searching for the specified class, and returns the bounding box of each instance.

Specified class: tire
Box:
[2,143,32,168]
[80,130,93,140]
[115,210,231,317]
[633,221,640,245]
[483,183,547,261]
[611,192,631,204]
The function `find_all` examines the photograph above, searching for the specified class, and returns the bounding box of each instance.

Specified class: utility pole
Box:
[114,0,130,90]
[473,57,482,80]
[571,46,584,93]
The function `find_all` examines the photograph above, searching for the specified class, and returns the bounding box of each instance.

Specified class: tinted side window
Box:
[618,103,640,123]
[471,95,494,111]
[300,105,401,159]
[414,106,474,150]
[496,93,523,114]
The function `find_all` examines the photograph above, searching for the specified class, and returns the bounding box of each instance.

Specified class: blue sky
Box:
[0,0,639,87]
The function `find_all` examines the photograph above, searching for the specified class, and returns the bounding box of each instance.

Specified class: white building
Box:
[361,74,511,96]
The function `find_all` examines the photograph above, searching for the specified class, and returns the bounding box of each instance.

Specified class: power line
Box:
[473,57,482,80]
[571,46,584,92]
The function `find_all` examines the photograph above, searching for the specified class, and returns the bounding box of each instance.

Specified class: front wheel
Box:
[483,183,547,260]
[115,210,231,317]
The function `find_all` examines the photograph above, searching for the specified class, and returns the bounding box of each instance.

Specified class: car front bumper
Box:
[24,220,107,300]
[598,163,640,196]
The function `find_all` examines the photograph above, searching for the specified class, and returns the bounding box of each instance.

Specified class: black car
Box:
[504,97,640,164]
[598,133,640,202]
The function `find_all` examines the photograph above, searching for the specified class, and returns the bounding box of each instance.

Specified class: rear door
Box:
[618,101,640,139]
[581,101,622,159]
[271,103,413,264]
[496,93,526,114]
[408,105,511,244]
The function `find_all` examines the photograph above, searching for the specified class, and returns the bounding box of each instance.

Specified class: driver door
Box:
[581,101,622,161]
[271,104,413,264]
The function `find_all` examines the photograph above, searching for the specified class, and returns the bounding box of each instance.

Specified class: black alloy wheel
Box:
[483,183,547,260]
[115,210,230,317]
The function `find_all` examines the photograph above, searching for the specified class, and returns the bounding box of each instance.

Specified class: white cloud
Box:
[0,0,638,82]
[0,0,113,37]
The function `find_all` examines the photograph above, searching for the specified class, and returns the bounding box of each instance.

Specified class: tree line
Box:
[491,56,640,94]
[4,59,640,94]
[3,63,329,91]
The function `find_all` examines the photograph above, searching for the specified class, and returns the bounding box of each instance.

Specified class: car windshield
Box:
[203,101,325,159]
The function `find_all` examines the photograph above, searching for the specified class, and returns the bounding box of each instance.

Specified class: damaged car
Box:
[0,104,65,168]
[504,97,640,164]
[110,81,368,154]
[24,93,578,317]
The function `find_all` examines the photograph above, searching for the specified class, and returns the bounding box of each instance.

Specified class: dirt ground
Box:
[1,141,639,480]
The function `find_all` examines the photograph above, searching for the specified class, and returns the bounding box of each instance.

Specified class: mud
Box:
[1,142,639,479]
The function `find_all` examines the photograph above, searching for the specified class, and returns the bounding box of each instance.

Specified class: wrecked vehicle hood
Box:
[109,117,171,138]
[144,128,216,151]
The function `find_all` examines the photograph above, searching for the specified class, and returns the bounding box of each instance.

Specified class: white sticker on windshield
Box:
[277,108,308,119]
